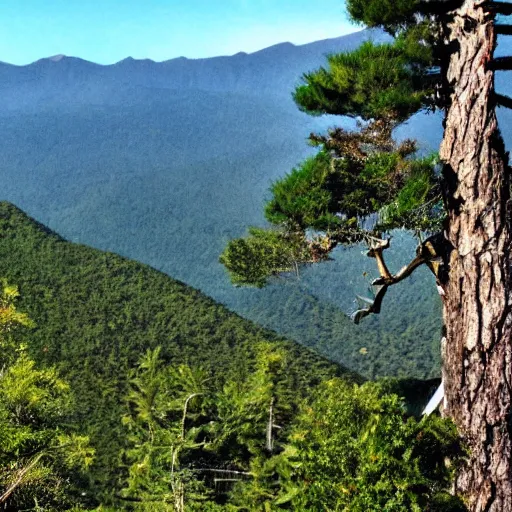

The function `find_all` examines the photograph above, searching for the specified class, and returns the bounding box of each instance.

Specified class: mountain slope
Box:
[0,201,353,498]
[0,199,349,387]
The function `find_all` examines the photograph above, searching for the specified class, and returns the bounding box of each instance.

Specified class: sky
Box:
[0,0,357,65]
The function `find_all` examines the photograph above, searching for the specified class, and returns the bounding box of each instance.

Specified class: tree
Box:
[0,282,94,510]
[220,1,512,509]
[280,380,465,511]
[229,379,466,511]
[121,348,212,511]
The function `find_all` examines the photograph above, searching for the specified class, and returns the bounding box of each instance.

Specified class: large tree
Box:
[221,1,512,510]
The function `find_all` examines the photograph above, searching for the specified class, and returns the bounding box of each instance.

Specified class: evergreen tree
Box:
[221,1,512,509]
[277,380,466,511]
[121,348,211,511]
[0,282,94,511]
[230,380,466,511]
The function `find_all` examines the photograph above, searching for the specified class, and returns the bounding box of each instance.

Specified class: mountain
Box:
[1,30,511,379]
[0,201,352,498]
[0,30,390,110]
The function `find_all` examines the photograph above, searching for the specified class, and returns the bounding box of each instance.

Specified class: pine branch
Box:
[495,92,512,109]
[482,1,512,16]
[490,56,512,70]
[496,24,512,35]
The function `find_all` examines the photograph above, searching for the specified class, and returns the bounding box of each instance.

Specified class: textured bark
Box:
[439,2,512,510]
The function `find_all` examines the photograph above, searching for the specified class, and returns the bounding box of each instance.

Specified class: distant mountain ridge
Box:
[0,29,390,110]
[5,29,382,66]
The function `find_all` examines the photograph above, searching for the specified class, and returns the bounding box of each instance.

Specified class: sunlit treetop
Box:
[294,0,458,122]
[346,0,464,34]
[347,0,420,32]
[293,39,434,121]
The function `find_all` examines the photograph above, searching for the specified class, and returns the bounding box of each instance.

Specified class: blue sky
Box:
[0,0,357,65]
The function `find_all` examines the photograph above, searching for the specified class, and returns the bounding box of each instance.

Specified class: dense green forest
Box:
[0,201,441,385]
[2,27,512,382]
[0,202,462,510]
[0,202,344,501]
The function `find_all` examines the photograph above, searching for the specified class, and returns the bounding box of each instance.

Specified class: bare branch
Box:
[0,453,44,505]
[351,285,389,324]
[372,253,426,286]
[351,233,449,324]
[495,93,512,109]
[181,393,203,439]
[366,238,392,280]
[489,56,512,71]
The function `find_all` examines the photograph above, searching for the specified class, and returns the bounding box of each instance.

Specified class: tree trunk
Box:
[440,2,512,510]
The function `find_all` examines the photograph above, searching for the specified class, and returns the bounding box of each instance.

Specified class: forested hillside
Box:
[0,29,451,379]
[0,201,355,504]
[4,7,510,508]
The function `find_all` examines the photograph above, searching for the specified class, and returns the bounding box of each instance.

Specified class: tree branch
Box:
[496,24,512,35]
[351,233,449,324]
[366,238,392,280]
[489,56,512,71]
[372,253,426,286]
[495,93,512,109]
[181,393,203,439]
[0,453,44,505]
[482,1,512,16]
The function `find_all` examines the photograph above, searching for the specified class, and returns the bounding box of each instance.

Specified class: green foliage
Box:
[222,127,442,288]
[0,80,447,388]
[347,0,419,33]
[121,342,329,510]
[264,148,414,229]
[0,282,93,511]
[265,151,342,230]
[377,156,444,232]
[119,344,457,511]
[0,240,459,509]
[293,41,431,121]
[0,282,35,366]
[234,380,466,511]
[121,348,212,511]
[346,0,457,36]
[211,343,294,464]
[221,3,447,367]
[219,228,307,288]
